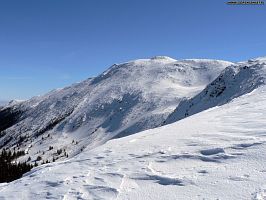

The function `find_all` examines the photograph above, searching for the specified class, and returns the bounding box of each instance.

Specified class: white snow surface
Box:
[0,57,232,163]
[0,84,266,200]
[166,57,266,124]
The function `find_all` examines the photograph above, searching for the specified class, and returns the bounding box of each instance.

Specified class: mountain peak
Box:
[254,56,266,62]
[150,56,176,61]
[244,56,266,63]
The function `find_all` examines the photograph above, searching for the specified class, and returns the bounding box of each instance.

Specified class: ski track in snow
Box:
[0,84,266,199]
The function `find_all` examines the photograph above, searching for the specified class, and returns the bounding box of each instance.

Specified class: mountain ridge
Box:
[0,57,233,164]
[165,57,266,124]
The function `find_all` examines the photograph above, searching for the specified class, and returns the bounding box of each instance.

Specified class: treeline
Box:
[0,149,33,183]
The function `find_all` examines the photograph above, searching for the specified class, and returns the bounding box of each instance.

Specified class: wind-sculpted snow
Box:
[166,57,266,124]
[1,84,266,200]
[0,57,232,163]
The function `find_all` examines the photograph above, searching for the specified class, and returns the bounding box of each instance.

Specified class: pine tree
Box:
[0,149,33,183]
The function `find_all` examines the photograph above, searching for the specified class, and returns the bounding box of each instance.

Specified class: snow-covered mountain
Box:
[165,57,266,124]
[0,56,232,163]
[1,56,266,199]
[1,78,265,200]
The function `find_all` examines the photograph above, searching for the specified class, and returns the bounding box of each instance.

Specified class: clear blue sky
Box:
[0,0,265,100]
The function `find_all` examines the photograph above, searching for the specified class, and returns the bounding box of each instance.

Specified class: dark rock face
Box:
[0,108,21,133]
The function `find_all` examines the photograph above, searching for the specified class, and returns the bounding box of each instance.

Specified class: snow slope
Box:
[0,57,232,163]
[166,57,266,124]
[1,83,265,200]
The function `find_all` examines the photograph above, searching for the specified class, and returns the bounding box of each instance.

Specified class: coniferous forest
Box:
[0,149,33,183]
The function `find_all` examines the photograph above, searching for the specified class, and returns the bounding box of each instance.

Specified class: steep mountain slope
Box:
[0,57,232,163]
[1,83,265,200]
[165,57,266,124]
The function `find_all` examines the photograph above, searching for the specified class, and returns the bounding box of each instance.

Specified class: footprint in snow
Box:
[198,170,208,174]
[232,142,263,150]
[133,174,185,186]
[200,148,225,156]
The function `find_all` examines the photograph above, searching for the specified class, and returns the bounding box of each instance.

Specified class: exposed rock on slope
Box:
[165,57,266,124]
